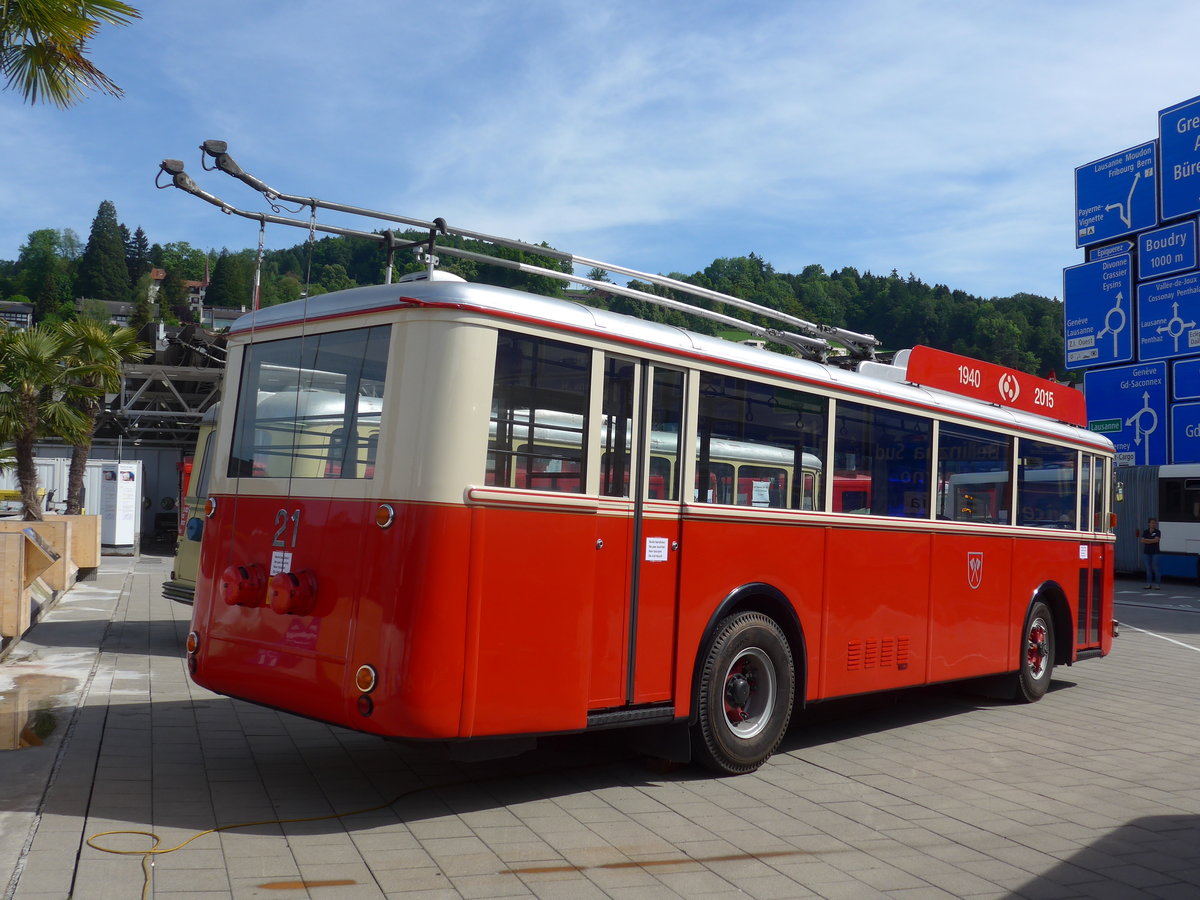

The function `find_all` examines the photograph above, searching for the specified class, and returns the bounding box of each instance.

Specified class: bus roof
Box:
[229,280,1112,453]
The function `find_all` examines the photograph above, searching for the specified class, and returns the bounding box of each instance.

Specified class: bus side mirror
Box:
[186,516,205,542]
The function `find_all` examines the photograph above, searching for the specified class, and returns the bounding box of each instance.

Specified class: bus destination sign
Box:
[903,345,1087,427]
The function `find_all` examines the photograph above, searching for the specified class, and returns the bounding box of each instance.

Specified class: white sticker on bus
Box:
[645,537,669,562]
[271,550,293,575]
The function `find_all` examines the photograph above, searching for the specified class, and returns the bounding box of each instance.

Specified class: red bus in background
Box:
[185,276,1115,774]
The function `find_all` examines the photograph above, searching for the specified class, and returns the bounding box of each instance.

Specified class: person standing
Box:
[1140,518,1162,589]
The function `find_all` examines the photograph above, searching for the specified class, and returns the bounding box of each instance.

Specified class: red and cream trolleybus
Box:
[184,273,1117,774]
[170,151,1116,774]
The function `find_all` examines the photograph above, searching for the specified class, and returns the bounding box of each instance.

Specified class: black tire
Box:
[692,611,794,775]
[1016,600,1055,702]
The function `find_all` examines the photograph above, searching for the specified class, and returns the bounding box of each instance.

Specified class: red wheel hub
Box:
[1026,622,1047,676]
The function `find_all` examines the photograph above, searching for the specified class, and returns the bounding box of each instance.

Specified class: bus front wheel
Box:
[1016,601,1055,703]
[692,611,794,775]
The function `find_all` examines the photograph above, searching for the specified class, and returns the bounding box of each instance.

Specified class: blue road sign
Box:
[1138,220,1197,280]
[1075,142,1158,248]
[1171,401,1200,463]
[1085,362,1169,466]
[1088,240,1134,262]
[1064,255,1135,369]
[1176,358,1200,400]
[1137,271,1200,362]
[1160,95,1200,221]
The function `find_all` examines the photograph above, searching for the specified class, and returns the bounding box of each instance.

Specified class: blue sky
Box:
[2,1,1198,302]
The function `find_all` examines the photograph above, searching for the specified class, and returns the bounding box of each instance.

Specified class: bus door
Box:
[1077,454,1109,653]
[590,360,685,709]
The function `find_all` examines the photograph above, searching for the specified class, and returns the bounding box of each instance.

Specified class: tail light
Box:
[186,631,200,675]
[355,664,377,718]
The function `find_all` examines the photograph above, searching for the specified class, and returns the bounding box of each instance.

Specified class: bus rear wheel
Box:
[1016,601,1055,702]
[692,611,794,775]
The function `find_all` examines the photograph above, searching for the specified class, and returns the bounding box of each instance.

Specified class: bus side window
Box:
[488,331,590,494]
[936,423,1012,524]
[695,373,827,510]
[834,401,931,518]
[1017,439,1077,529]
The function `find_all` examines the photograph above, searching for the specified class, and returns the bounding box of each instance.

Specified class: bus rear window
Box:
[228,326,389,479]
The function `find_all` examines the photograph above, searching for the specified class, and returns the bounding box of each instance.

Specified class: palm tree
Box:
[0,324,94,520]
[56,319,150,514]
[1,0,140,108]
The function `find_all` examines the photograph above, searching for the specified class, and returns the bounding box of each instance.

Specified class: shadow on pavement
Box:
[6,672,1072,836]
[1013,815,1200,898]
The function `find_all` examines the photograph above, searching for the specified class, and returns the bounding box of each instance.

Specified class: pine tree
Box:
[205,250,250,307]
[76,200,131,303]
[125,225,152,282]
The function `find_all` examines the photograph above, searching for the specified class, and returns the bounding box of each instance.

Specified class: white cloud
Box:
[2,0,1200,306]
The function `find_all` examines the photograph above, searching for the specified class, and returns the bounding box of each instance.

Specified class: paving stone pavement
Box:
[2,551,1199,899]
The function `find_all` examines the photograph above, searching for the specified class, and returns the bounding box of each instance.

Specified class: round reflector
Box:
[376,504,395,529]
[355,664,377,693]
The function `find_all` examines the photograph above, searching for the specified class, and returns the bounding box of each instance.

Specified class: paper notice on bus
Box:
[271,550,293,575]
[645,537,669,562]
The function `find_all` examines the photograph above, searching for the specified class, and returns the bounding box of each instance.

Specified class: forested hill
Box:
[1,221,1067,379]
[235,233,1065,379]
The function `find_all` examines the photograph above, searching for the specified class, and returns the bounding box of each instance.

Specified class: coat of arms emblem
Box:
[967,552,984,590]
